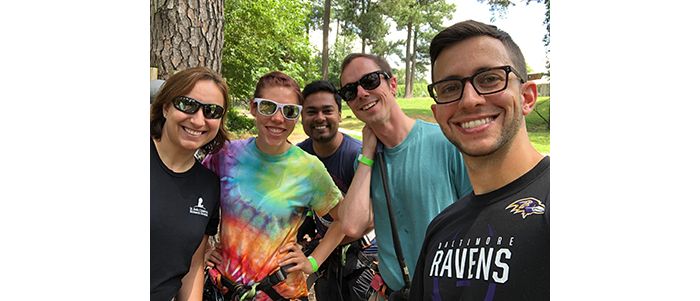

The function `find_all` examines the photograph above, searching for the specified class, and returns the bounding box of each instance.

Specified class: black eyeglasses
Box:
[253,98,302,120]
[172,96,225,119]
[427,66,525,104]
[339,70,390,102]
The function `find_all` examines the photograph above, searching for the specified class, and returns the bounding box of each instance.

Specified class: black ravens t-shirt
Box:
[150,140,220,301]
[410,157,549,301]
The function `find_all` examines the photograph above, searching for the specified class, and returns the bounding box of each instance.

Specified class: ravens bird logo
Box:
[506,197,546,219]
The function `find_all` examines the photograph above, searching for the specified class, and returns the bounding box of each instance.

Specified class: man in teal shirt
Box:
[338,53,472,299]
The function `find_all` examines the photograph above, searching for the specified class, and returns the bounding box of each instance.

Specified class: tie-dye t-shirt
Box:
[202,137,342,300]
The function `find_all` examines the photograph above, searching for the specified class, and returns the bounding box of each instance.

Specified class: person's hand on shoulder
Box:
[361,125,377,158]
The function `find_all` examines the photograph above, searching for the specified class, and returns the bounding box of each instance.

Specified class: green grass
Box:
[527,97,550,154]
[529,132,550,154]
[526,97,550,132]
[396,97,436,122]
[291,96,550,154]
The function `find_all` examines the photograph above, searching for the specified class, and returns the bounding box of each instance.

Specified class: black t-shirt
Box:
[150,140,220,301]
[410,157,549,301]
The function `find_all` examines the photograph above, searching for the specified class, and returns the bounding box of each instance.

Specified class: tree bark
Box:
[404,21,413,99]
[321,0,331,80]
[150,0,224,80]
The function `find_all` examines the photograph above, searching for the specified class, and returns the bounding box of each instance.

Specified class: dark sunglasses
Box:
[339,70,390,102]
[172,96,225,119]
[253,98,302,120]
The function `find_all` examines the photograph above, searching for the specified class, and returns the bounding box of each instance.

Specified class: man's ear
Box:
[520,81,538,116]
[389,75,398,96]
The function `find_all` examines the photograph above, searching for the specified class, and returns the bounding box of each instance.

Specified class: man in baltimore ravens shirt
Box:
[409,20,549,301]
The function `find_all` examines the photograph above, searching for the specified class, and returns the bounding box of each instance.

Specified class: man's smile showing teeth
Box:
[460,117,494,129]
[360,101,378,111]
[314,125,327,130]
[183,127,204,136]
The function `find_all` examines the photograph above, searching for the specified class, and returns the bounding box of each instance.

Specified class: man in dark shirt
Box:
[410,20,550,301]
[297,80,377,300]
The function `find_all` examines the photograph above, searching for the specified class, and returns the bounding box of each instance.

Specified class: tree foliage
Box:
[222,0,319,105]
[478,0,550,75]
[306,0,326,33]
[380,0,455,98]
[324,33,357,87]
[336,0,390,54]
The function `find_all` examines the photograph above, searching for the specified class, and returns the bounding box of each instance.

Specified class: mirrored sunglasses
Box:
[172,96,225,119]
[339,70,390,102]
[253,98,302,120]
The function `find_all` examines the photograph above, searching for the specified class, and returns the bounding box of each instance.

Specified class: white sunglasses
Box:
[253,98,302,120]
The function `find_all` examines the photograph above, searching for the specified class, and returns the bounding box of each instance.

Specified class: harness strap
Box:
[215,267,288,301]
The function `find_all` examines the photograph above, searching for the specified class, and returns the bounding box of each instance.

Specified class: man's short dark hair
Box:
[302,80,342,113]
[429,20,527,82]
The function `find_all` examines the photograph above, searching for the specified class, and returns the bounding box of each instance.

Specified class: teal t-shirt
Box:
[370,120,472,291]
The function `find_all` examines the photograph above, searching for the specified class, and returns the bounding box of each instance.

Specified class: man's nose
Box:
[457,82,486,109]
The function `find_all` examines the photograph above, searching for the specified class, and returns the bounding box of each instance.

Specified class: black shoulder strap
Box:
[376,143,411,288]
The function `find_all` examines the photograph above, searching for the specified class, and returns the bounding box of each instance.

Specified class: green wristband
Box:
[307,256,319,273]
[357,154,374,167]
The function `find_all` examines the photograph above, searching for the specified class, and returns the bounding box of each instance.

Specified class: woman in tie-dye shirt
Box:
[203,71,346,300]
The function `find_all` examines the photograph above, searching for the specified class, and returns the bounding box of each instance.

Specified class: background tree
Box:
[542,0,550,73]
[371,39,404,60]
[480,0,550,129]
[479,0,550,75]
[304,0,332,80]
[321,0,332,79]
[150,0,225,79]
[408,26,438,89]
[381,0,454,98]
[325,34,357,86]
[306,0,325,36]
[336,0,390,54]
[222,0,318,104]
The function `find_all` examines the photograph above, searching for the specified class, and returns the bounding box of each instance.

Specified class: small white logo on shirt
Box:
[189,197,209,217]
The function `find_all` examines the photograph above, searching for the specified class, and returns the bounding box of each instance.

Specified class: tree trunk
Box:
[404,21,413,99]
[335,19,340,46]
[150,0,224,80]
[361,0,367,53]
[409,27,418,98]
[321,0,331,80]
